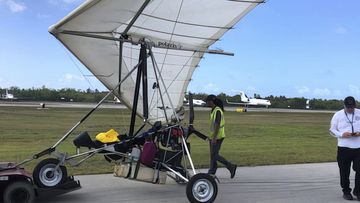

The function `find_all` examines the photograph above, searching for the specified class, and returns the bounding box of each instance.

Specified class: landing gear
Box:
[32,158,67,188]
[3,181,35,203]
[186,173,218,203]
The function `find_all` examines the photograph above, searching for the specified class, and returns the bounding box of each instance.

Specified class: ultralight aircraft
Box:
[14,0,264,202]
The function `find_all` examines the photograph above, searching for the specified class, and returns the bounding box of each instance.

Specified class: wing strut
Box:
[17,60,143,167]
[59,30,234,56]
[118,40,123,96]
[122,0,151,37]
[129,43,149,137]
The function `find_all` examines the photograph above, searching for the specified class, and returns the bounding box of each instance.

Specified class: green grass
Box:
[0,106,336,175]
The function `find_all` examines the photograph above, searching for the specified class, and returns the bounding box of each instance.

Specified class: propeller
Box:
[188,93,194,126]
[187,93,208,141]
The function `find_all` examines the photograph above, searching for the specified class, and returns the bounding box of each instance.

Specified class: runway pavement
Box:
[37,162,350,203]
[0,101,335,113]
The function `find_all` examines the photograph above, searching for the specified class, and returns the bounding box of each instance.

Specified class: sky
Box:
[0,0,359,100]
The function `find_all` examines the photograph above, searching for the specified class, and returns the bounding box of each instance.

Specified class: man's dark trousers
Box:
[337,147,360,194]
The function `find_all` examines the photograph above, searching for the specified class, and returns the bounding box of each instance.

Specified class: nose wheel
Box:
[33,158,67,188]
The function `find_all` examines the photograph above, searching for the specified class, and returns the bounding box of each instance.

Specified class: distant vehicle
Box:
[0,89,17,101]
[183,98,206,107]
[226,91,271,108]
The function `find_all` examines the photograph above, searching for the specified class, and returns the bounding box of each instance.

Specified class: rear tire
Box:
[186,173,218,203]
[3,181,35,203]
[33,158,67,188]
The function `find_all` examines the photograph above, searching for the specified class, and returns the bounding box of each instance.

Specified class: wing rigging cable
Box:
[152,0,189,123]
[59,42,95,90]
[148,51,195,116]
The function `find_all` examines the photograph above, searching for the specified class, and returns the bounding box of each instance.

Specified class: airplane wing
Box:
[226,99,249,105]
[226,99,271,106]
[49,0,263,123]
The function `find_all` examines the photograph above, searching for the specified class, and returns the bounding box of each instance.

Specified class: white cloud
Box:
[296,86,310,94]
[335,26,348,34]
[59,73,84,82]
[313,88,331,96]
[349,84,360,95]
[0,0,26,13]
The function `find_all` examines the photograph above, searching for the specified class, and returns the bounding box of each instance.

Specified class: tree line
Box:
[1,87,345,110]
[1,86,107,103]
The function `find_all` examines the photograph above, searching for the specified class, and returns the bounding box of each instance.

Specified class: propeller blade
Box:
[189,93,194,125]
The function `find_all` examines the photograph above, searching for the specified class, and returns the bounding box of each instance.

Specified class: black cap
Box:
[204,94,216,102]
[344,96,356,108]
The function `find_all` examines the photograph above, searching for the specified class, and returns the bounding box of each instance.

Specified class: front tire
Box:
[186,173,218,203]
[3,181,35,203]
[33,158,67,188]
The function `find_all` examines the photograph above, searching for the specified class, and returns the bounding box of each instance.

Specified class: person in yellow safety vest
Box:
[205,94,237,178]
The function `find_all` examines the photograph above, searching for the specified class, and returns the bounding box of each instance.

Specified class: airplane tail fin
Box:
[239,91,248,102]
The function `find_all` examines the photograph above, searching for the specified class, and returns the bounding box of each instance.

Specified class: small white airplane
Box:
[305,99,310,109]
[226,91,271,107]
[193,99,206,106]
[0,89,17,100]
[183,98,206,107]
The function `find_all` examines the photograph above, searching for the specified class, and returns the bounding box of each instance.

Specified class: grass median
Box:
[0,106,336,175]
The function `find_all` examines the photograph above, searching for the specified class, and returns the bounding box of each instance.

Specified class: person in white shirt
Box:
[330,96,360,200]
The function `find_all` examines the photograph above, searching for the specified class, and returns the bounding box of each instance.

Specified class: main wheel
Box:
[3,181,35,203]
[186,173,218,203]
[33,158,67,188]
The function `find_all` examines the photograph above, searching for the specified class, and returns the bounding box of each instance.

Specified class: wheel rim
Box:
[39,163,63,187]
[192,179,214,202]
[10,188,30,203]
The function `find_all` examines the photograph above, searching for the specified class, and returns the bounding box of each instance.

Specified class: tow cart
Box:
[0,162,80,203]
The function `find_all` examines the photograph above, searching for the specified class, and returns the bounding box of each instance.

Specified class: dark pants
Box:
[208,138,232,174]
[337,147,360,194]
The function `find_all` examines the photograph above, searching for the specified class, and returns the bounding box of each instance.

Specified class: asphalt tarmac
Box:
[0,101,335,113]
[37,162,349,203]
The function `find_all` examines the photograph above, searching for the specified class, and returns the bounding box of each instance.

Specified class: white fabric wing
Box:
[49,0,262,123]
